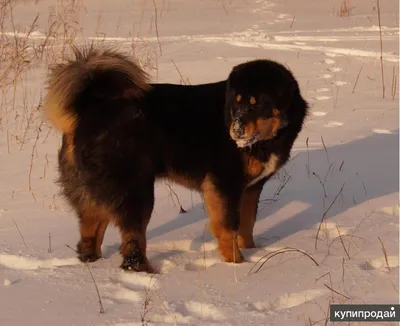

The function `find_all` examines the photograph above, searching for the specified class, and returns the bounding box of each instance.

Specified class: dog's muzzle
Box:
[232,119,245,138]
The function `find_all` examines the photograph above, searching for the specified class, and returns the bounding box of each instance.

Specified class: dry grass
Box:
[0,0,158,204]
[337,0,355,17]
[376,0,385,98]
[247,246,319,275]
[378,236,391,272]
[65,245,105,314]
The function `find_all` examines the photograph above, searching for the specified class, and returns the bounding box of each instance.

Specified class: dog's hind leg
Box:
[114,183,155,273]
[201,175,244,263]
[77,207,110,262]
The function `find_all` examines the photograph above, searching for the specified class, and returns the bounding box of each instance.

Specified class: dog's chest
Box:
[245,153,279,187]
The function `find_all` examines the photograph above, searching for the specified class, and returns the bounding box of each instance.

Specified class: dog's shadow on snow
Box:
[146,130,399,252]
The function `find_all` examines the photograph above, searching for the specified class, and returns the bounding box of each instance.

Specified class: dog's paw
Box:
[77,252,100,263]
[221,250,245,264]
[120,253,154,273]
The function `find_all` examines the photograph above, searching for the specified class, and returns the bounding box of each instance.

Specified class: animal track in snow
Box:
[323,59,335,65]
[312,95,331,100]
[316,221,350,239]
[184,257,220,271]
[148,239,217,253]
[151,312,193,324]
[324,121,344,128]
[372,128,392,134]
[277,14,289,19]
[315,87,330,92]
[360,256,399,271]
[311,111,328,117]
[106,271,159,303]
[110,288,143,303]
[377,204,399,216]
[249,289,328,311]
[328,67,342,72]
[179,301,226,321]
[118,271,160,290]
[321,74,332,79]
[332,80,347,86]
[0,254,80,270]
[3,279,12,286]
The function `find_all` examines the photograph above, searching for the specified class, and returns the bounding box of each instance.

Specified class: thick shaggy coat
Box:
[44,47,308,272]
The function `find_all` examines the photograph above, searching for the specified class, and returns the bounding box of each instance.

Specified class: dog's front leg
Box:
[201,175,244,263]
[238,181,264,249]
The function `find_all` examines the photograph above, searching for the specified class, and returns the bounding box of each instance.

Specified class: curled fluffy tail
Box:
[43,46,150,134]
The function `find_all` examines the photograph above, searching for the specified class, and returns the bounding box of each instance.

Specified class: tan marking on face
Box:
[236,94,242,102]
[272,108,279,117]
[231,115,281,142]
[249,96,256,105]
[255,117,282,140]
[242,121,256,137]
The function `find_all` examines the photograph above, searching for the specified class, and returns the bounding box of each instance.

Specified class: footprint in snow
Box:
[323,59,336,65]
[314,87,330,92]
[246,289,329,312]
[320,74,332,79]
[325,53,340,58]
[372,128,392,134]
[332,80,347,86]
[315,221,350,239]
[105,270,159,303]
[360,256,399,272]
[311,111,328,117]
[0,254,80,270]
[312,95,331,100]
[324,121,344,128]
[328,67,342,73]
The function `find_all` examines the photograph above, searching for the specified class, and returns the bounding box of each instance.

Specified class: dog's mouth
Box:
[229,114,284,148]
[233,132,261,148]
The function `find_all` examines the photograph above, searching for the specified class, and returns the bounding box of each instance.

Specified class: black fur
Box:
[45,48,308,271]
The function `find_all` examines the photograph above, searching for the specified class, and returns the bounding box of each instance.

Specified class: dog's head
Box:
[226,60,298,148]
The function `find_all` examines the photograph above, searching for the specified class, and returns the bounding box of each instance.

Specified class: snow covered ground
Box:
[0,0,399,325]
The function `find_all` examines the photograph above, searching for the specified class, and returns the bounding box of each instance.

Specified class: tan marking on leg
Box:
[249,96,256,105]
[238,186,262,248]
[236,94,242,102]
[119,230,147,257]
[95,219,109,257]
[201,175,243,263]
[77,198,113,260]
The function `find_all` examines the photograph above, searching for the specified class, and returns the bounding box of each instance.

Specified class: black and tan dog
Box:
[43,47,308,272]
